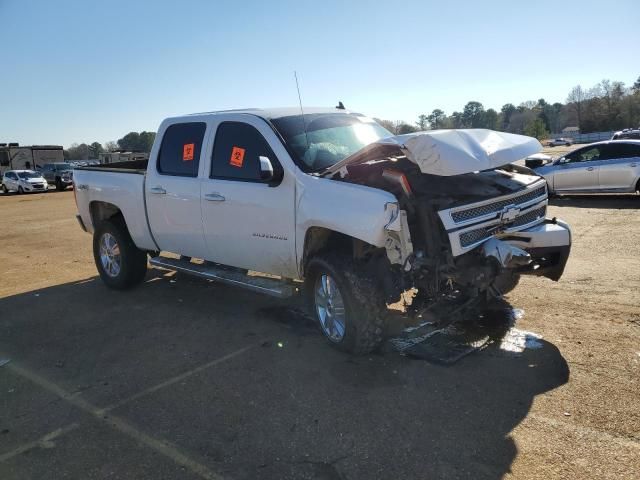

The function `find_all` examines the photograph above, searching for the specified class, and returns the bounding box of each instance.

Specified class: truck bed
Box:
[73,163,157,251]
[76,159,148,174]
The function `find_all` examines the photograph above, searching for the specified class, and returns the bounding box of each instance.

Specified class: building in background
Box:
[99,150,149,164]
[0,144,64,175]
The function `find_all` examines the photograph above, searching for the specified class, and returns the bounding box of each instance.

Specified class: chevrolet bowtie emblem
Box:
[500,205,520,223]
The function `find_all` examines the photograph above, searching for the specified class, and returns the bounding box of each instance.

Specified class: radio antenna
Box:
[294,71,310,150]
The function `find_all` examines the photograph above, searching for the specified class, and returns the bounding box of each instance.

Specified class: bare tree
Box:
[104,141,118,152]
[566,85,586,129]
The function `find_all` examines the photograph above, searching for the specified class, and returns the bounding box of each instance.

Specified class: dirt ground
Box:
[0,189,638,479]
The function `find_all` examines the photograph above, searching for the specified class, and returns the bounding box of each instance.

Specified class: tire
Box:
[491,270,521,295]
[304,252,386,354]
[56,179,65,191]
[18,186,24,194]
[93,217,148,290]
[1,184,7,194]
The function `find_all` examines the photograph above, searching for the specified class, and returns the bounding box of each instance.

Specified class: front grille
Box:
[460,227,493,248]
[511,205,546,228]
[458,205,547,249]
[451,185,546,224]
[32,183,44,188]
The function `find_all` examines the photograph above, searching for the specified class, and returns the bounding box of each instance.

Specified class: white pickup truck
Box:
[74,107,571,354]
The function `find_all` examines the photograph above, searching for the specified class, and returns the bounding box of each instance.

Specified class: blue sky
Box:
[1,0,638,147]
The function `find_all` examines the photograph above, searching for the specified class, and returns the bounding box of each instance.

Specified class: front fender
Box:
[296,175,397,273]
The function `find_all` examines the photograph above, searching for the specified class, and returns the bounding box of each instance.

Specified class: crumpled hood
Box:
[324,129,542,177]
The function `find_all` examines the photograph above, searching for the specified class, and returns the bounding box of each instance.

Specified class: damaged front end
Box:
[325,130,571,319]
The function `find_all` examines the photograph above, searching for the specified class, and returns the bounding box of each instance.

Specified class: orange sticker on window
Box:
[230,146,245,168]
[183,143,195,161]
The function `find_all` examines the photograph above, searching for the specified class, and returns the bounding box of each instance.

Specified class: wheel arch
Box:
[300,226,381,278]
[90,201,127,231]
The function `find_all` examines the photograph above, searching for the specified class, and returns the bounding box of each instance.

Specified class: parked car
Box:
[547,138,573,147]
[533,140,640,194]
[73,107,571,354]
[611,128,640,140]
[2,169,48,193]
[40,162,74,190]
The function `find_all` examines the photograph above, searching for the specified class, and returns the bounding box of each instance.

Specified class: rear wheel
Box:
[93,218,148,289]
[1,184,7,194]
[305,253,386,354]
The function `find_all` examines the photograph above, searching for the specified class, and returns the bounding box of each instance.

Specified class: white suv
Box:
[2,170,48,194]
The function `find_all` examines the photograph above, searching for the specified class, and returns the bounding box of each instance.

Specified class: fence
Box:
[550,131,614,144]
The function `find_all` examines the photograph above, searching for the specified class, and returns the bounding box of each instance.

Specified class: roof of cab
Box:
[181,106,359,120]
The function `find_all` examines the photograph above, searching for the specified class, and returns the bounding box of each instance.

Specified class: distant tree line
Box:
[376,76,640,140]
[64,131,156,160]
[63,77,639,157]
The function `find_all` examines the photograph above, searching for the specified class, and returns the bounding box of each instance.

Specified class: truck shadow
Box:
[550,193,639,209]
[0,272,569,480]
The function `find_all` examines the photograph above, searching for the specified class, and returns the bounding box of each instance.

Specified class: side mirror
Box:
[259,156,274,181]
[557,157,568,164]
[259,156,284,186]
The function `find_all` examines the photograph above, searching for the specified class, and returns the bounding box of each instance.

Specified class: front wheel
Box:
[93,218,148,289]
[491,270,521,295]
[1,184,7,194]
[305,253,386,354]
[56,179,65,191]
[18,186,24,194]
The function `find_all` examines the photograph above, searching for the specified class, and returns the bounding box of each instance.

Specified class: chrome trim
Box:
[438,180,547,231]
[445,198,548,256]
[149,256,295,298]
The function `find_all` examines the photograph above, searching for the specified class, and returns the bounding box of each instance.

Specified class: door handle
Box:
[586,167,594,171]
[204,193,225,202]
[149,186,166,195]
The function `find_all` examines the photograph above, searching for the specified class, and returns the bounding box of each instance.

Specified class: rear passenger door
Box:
[145,121,209,258]
[598,143,640,191]
[200,116,297,277]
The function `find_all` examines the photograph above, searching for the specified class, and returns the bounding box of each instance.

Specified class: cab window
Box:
[210,122,281,183]
[157,122,206,177]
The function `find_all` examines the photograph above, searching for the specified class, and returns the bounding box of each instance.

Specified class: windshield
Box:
[271,113,392,171]
[17,171,41,179]
[55,163,73,171]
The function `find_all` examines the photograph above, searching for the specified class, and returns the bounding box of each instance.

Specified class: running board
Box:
[149,256,296,298]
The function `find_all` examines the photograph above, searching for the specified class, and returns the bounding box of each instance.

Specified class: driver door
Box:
[553,146,601,192]
[200,116,297,278]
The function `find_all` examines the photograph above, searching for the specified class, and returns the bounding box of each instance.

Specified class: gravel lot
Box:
[0,189,638,479]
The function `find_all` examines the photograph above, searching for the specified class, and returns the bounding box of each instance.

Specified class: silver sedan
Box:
[533,140,640,194]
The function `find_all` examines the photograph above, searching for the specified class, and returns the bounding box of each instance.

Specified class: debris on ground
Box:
[388,302,543,364]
